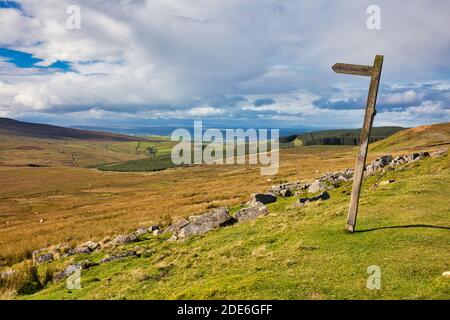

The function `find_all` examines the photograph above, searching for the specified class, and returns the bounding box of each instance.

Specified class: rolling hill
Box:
[281,127,404,147]
[0,118,147,142]
[370,122,450,152]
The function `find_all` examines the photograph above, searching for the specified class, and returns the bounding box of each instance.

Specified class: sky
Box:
[0,0,449,130]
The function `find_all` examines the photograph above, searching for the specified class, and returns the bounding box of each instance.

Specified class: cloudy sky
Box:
[0,0,449,129]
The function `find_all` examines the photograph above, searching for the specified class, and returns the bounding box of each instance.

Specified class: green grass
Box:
[20,153,450,300]
[281,127,404,147]
[97,153,180,172]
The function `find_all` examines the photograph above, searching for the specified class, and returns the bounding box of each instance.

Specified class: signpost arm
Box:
[346,55,384,232]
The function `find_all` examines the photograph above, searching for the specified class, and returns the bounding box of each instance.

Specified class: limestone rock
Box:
[234,202,269,222]
[135,226,158,236]
[177,208,234,238]
[34,252,53,264]
[280,189,293,197]
[109,234,138,246]
[307,180,328,194]
[81,241,100,251]
[250,193,277,206]
[162,219,190,235]
[65,246,91,257]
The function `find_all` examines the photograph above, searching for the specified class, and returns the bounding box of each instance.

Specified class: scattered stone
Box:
[234,202,269,222]
[177,208,234,238]
[167,235,178,242]
[162,219,190,235]
[280,189,293,197]
[307,180,328,193]
[135,226,158,236]
[379,179,396,186]
[442,271,450,278]
[65,246,91,257]
[81,241,100,251]
[99,251,140,264]
[34,252,53,264]
[250,193,277,206]
[108,234,138,247]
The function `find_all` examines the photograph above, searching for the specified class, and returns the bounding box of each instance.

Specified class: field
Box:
[16,150,450,299]
[0,121,449,299]
[281,127,404,146]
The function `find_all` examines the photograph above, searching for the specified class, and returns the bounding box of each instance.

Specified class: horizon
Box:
[0,1,449,129]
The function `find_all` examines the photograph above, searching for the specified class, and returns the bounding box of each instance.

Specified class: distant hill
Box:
[370,122,450,152]
[0,118,146,141]
[280,127,404,146]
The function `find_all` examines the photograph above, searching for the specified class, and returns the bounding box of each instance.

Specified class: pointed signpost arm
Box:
[332,55,384,232]
[345,55,384,232]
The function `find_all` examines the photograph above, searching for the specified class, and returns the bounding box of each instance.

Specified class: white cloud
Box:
[0,0,449,127]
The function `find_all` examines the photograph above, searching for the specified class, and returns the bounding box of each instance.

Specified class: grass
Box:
[0,144,358,264]
[98,153,180,172]
[281,127,404,146]
[370,122,450,152]
[1,122,449,299]
[12,153,449,300]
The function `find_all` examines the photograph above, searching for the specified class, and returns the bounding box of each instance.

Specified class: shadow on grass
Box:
[356,224,450,233]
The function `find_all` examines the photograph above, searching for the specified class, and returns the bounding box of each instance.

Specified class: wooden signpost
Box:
[332,55,384,232]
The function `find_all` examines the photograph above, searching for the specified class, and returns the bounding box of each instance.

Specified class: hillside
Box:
[0,122,449,300]
[281,127,404,147]
[9,149,450,300]
[0,118,175,168]
[370,122,450,153]
[0,118,146,142]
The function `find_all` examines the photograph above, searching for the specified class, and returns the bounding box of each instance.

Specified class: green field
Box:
[13,152,450,300]
[281,127,404,147]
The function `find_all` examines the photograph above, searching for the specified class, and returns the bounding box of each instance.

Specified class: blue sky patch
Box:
[0,48,71,71]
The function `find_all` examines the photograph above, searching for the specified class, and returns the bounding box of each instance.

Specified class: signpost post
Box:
[332,55,384,232]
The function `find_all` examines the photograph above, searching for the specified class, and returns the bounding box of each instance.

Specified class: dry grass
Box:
[0,145,361,264]
[1,122,448,266]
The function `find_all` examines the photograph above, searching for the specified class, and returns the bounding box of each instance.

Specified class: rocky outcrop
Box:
[32,250,53,264]
[234,202,269,222]
[279,189,293,197]
[176,208,234,238]
[108,234,138,247]
[307,180,329,193]
[269,182,307,196]
[250,193,277,206]
[135,226,159,236]
[65,247,91,257]
[162,219,190,235]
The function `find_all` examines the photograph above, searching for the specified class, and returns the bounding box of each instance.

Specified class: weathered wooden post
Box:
[332,55,384,232]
